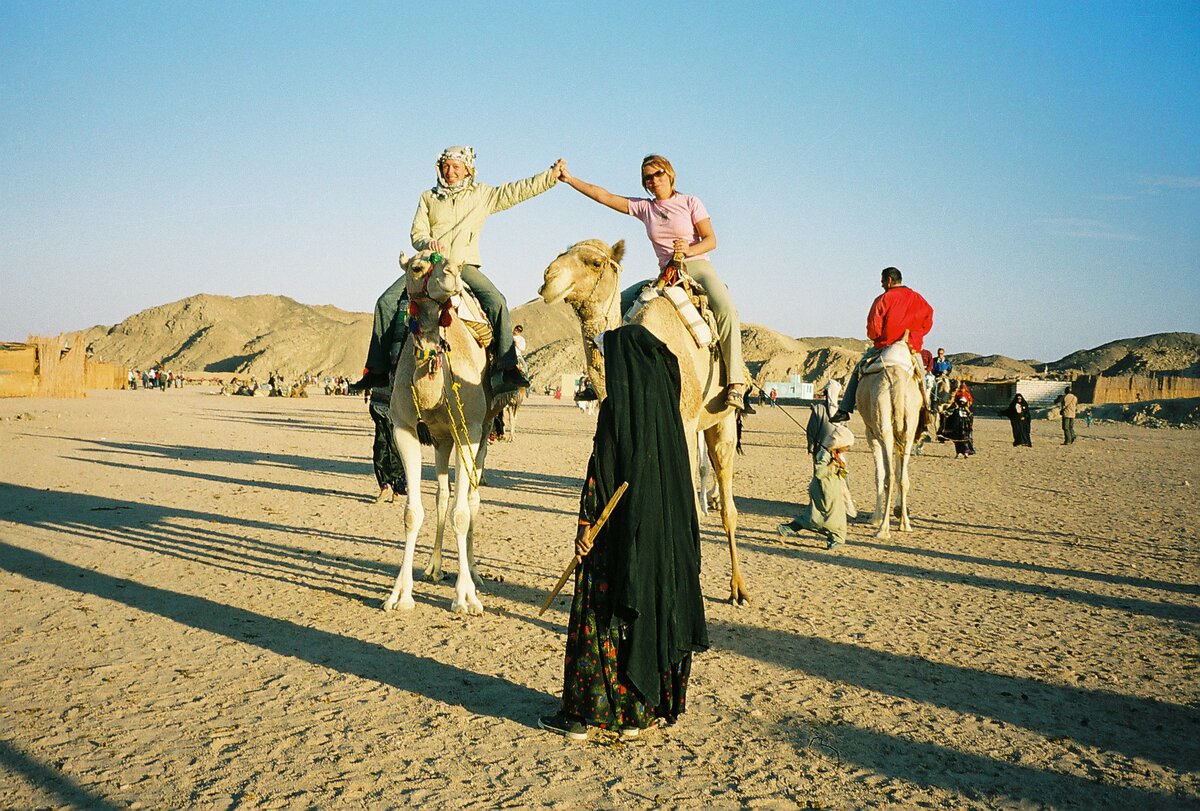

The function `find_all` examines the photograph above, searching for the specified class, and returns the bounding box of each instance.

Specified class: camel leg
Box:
[869,437,892,540]
[465,439,486,588]
[697,430,712,515]
[384,428,425,611]
[426,443,452,582]
[897,445,913,532]
[706,418,749,606]
[450,436,484,615]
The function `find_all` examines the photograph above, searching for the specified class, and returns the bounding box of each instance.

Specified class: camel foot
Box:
[728,579,753,607]
[383,594,416,612]
[425,567,444,583]
[451,593,484,616]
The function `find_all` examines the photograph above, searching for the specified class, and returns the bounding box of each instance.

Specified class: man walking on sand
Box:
[1059,388,1079,445]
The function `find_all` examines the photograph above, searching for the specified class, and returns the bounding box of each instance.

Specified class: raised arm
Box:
[559,161,630,214]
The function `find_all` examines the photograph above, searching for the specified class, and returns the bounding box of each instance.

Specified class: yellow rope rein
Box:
[409,345,481,491]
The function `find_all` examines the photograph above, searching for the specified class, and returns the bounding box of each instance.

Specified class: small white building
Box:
[763,374,815,401]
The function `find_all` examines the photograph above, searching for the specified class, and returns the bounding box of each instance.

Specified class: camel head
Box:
[400,250,464,305]
[539,239,625,310]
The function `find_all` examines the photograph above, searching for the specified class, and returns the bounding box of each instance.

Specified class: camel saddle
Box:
[622,273,717,350]
[447,287,493,349]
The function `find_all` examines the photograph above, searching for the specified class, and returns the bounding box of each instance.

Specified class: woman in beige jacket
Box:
[355,146,562,394]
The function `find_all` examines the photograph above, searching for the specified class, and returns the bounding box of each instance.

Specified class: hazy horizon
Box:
[3,2,1197,361]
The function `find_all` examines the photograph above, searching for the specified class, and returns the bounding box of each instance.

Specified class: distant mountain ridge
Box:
[72,294,1200,388]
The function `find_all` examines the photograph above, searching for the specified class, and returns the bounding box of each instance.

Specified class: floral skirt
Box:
[559,554,691,730]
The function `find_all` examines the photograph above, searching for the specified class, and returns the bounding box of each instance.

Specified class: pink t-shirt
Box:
[625,193,711,269]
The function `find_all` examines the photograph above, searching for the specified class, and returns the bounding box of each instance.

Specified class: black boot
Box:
[349,369,388,393]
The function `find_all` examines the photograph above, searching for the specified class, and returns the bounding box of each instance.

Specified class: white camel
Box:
[384,251,500,615]
[540,239,750,605]
[856,341,924,539]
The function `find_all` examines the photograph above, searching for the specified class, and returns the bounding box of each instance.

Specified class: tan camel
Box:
[540,239,750,605]
[383,251,500,615]
[856,343,923,539]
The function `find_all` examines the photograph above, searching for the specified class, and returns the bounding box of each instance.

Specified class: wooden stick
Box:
[538,481,629,616]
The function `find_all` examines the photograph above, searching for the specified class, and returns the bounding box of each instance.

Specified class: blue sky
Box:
[2,1,1197,361]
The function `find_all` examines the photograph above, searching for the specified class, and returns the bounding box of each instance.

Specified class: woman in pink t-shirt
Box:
[560,155,748,411]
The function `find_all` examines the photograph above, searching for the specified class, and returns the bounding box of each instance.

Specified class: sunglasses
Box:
[642,169,667,183]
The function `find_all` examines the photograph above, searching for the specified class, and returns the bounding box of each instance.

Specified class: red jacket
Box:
[866,286,934,353]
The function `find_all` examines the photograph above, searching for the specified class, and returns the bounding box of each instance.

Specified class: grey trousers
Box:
[365,265,517,373]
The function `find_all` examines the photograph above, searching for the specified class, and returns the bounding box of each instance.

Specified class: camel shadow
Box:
[0,739,123,811]
[0,539,550,728]
[738,532,1200,624]
[712,619,1199,789]
[43,435,371,477]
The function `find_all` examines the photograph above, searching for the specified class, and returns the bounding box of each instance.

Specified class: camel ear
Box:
[610,240,625,264]
[398,252,410,269]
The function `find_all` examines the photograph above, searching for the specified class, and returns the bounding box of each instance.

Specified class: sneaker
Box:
[829,409,852,423]
[826,539,844,551]
[724,388,745,411]
[375,485,392,504]
[619,726,640,740]
[539,713,587,741]
[777,523,801,538]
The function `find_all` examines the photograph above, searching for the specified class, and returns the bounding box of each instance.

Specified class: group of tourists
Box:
[127,368,182,390]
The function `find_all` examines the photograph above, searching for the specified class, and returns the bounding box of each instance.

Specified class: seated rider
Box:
[352,146,562,394]
[831,266,934,422]
[558,155,752,413]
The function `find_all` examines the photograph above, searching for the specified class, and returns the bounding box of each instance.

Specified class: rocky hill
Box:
[69,295,1199,391]
[76,294,371,377]
[1045,332,1200,377]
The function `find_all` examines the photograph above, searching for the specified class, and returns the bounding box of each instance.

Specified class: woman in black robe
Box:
[539,325,709,741]
[1002,393,1033,447]
[942,394,975,458]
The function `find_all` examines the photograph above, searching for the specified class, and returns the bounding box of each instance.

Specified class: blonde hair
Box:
[640,154,676,194]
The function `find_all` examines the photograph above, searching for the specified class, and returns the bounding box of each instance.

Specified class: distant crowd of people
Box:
[127,368,184,390]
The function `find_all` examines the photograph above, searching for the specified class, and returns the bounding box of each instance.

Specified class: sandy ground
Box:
[1,388,1197,809]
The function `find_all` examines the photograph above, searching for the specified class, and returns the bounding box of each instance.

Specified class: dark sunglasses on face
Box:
[642,169,667,183]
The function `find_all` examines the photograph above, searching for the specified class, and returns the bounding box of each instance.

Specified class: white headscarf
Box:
[824,378,842,406]
[432,145,477,199]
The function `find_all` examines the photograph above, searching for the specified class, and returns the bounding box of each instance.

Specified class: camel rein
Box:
[407,279,483,491]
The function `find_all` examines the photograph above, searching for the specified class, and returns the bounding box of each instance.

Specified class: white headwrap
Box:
[433,146,476,199]
[824,378,842,406]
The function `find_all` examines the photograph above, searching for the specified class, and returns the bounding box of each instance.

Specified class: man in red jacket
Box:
[832,267,934,422]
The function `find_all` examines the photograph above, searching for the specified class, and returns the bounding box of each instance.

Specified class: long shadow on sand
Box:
[853,539,1200,597]
[0,485,395,603]
[198,408,370,437]
[0,541,550,727]
[741,532,1200,625]
[0,739,123,811]
[713,619,1199,787]
[44,436,372,478]
[71,456,367,501]
[769,715,1189,809]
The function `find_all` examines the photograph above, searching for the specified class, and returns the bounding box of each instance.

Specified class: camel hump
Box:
[624,284,714,349]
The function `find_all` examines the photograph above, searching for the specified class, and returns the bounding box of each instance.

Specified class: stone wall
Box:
[1073,374,1200,405]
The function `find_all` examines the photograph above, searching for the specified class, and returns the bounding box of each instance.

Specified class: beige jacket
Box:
[411,168,557,267]
[1061,392,1078,418]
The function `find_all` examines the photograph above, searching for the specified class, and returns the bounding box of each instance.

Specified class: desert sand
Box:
[1,388,1197,809]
